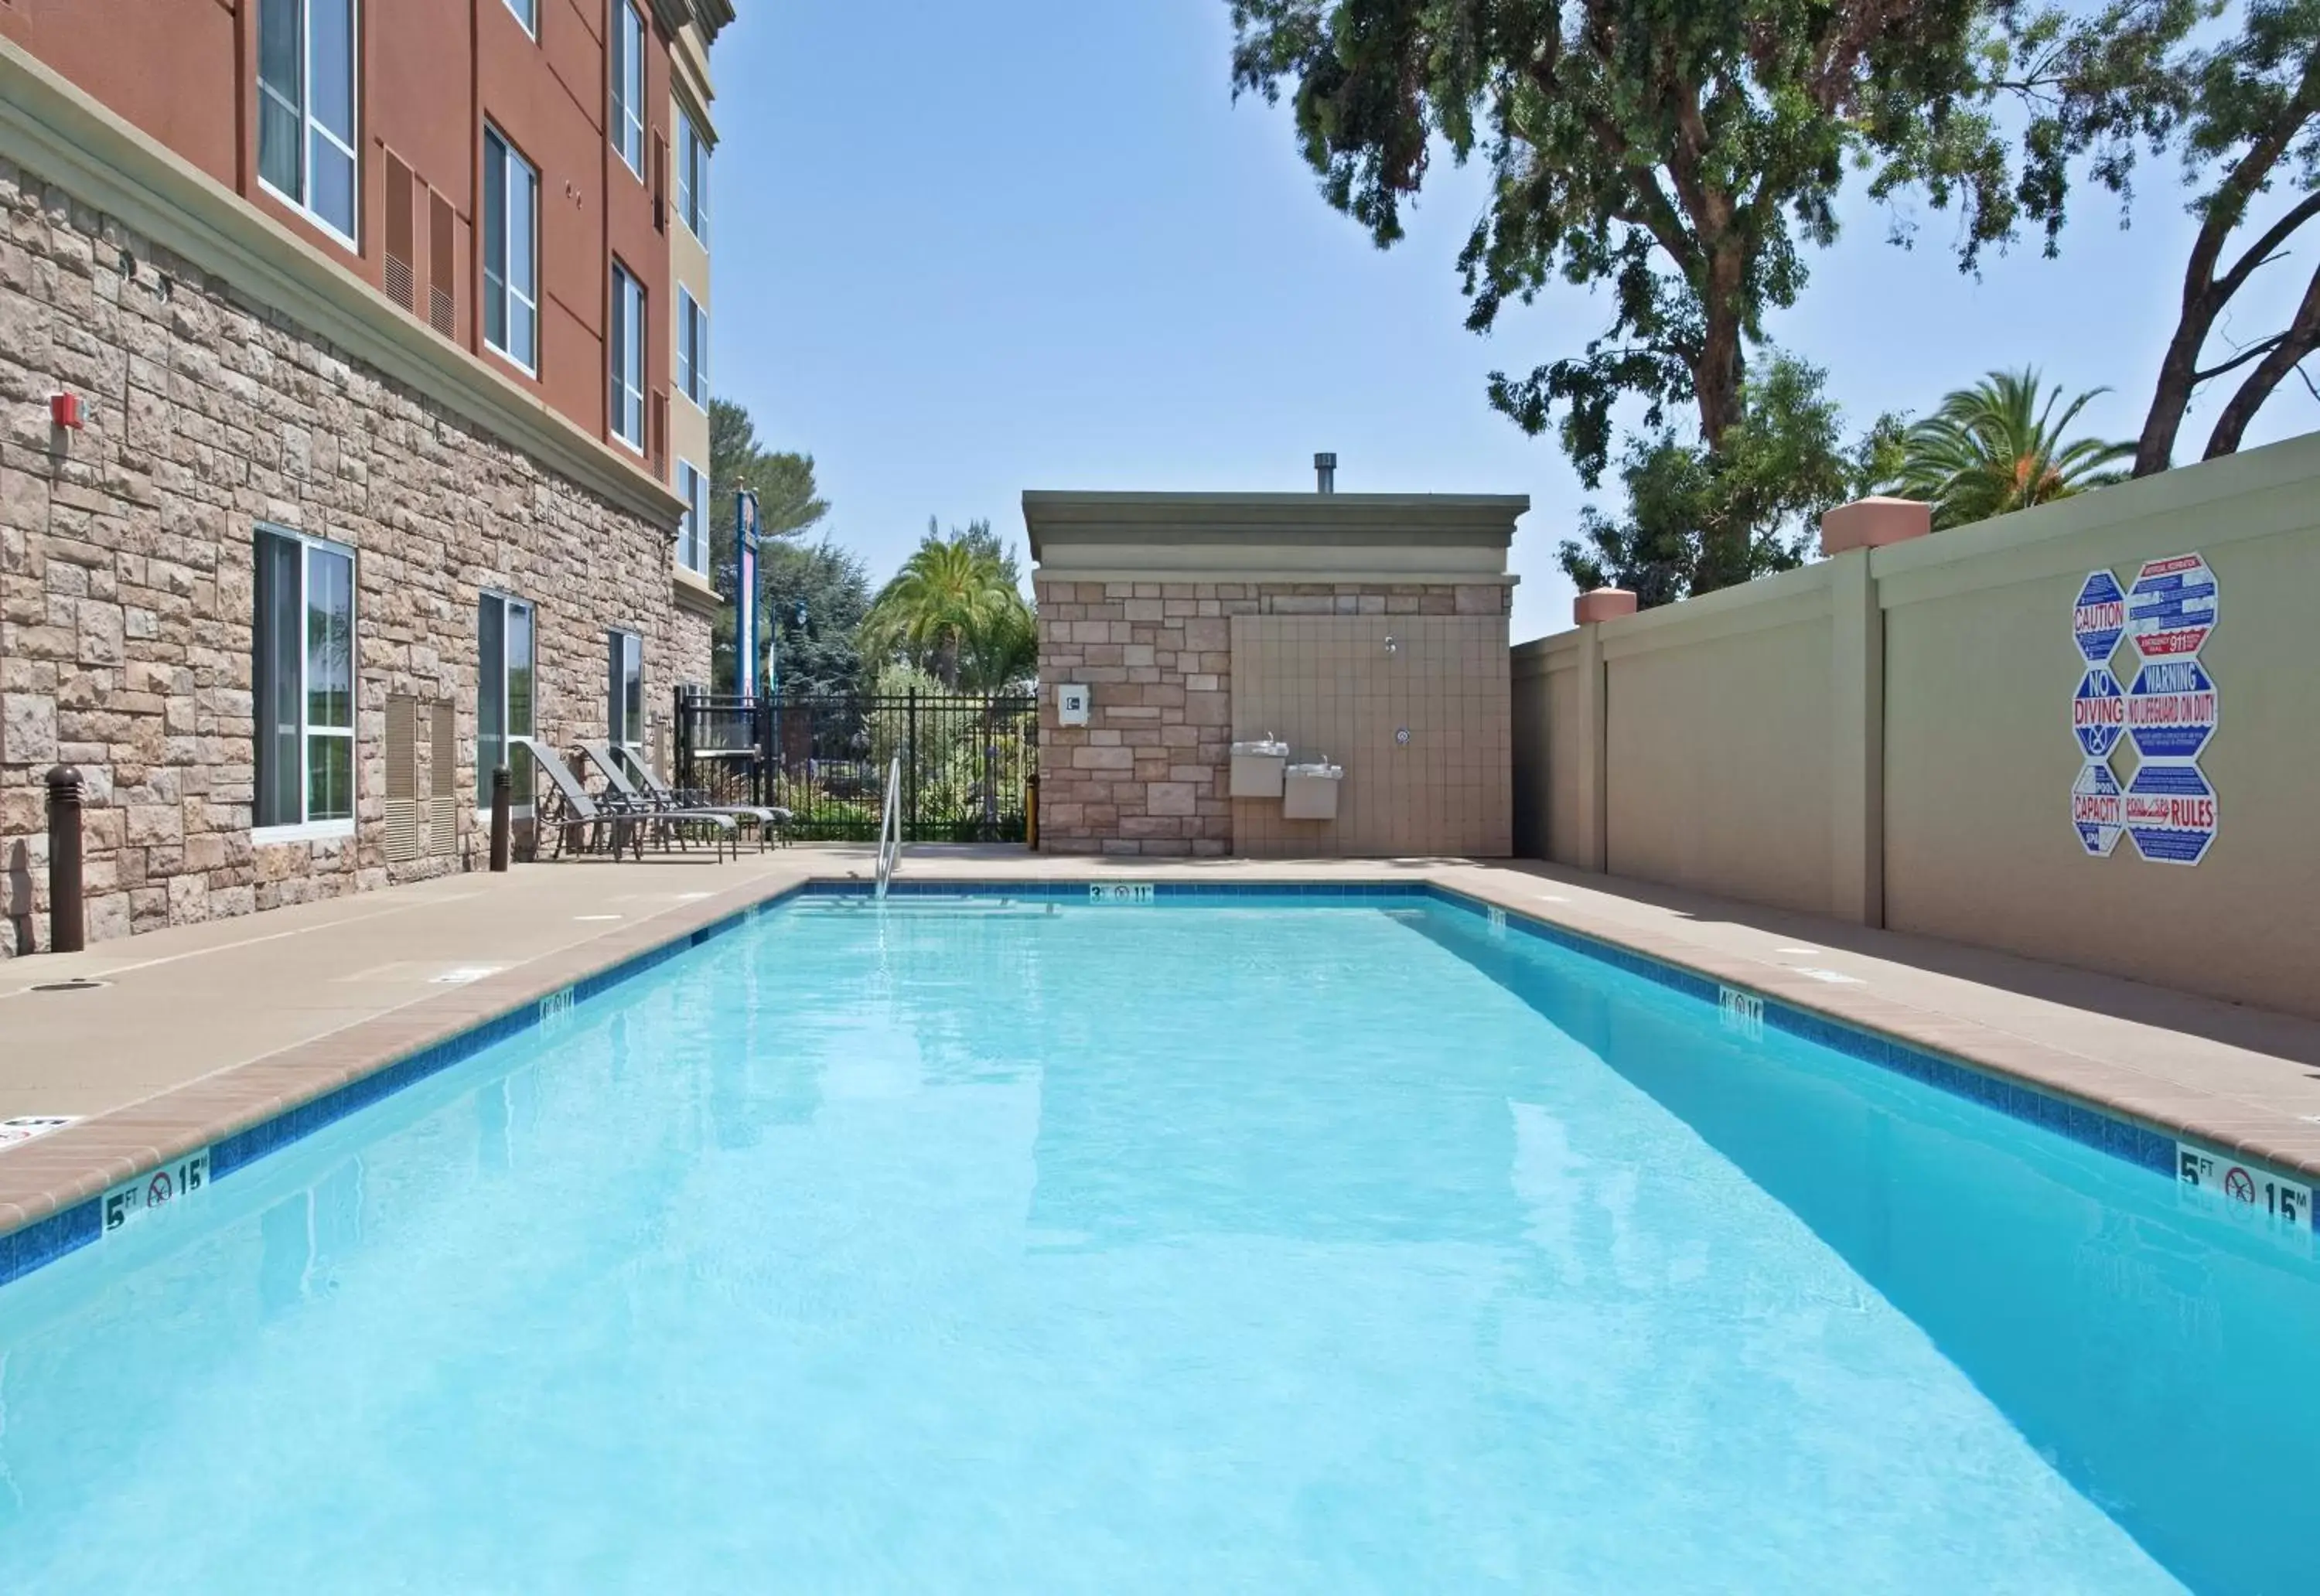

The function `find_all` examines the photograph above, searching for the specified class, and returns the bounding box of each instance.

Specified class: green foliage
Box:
[1229,0,2019,594]
[1558,356,1898,605]
[708,398,834,691]
[1882,368,2134,526]
[859,522,1038,692]
[762,540,875,698]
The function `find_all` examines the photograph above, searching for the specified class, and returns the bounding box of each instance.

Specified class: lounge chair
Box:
[575,741,780,852]
[516,738,738,862]
[612,742,791,846]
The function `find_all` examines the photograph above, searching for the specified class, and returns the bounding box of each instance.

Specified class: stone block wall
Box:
[0,155,704,954]
[1035,578,1512,856]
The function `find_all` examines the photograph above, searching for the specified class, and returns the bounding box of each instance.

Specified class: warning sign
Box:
[2125,762,2218,866]
[2125,659,2219,760]
[2071,570,2127,664]
[2179,1142,2312,1249]
[0,1115,79,1150]
[2126,554,2218,660]
[2071,762,2124,858]
[2072,668,2127,759]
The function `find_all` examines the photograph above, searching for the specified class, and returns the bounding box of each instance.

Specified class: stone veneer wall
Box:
[1035,578,1512,856]
[0,156,704,953]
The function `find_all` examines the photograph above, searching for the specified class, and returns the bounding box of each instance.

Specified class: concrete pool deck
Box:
[5,847,2320,1245]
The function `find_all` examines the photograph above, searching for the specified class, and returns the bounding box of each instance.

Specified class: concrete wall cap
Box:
[1574,588,1639,624]
[1821,496,1932,554]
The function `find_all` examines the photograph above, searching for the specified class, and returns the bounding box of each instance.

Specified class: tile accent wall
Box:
[1230,616,1511,858]
[1034,579,1510,856]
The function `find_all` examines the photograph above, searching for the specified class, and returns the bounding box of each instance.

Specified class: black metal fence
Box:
[674,690,1037,843]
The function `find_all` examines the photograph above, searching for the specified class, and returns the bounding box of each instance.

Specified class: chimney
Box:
[1314,452,1337,494]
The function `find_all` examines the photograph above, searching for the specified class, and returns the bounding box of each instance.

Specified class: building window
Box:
[478,592,536,813]
[257,0,360,245]
[483,127,539,373]
[609,261,645,452]
[677,111,709,244]
[609,2,646,178]
[503,0,536,34]
[677,459,708,575]
[607,630,645,746]
[677,288,708,408]
[254,527,357,837]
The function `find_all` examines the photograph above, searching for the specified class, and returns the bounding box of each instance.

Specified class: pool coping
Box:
[5,864,2316,1287]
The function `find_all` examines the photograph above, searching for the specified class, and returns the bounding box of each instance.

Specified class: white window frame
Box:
[677,287,708,410]
[608,629,645,746]
[677,110,709,245]
[609,1,646,179]
[610,261,646,453]
[677,459,708,575]
[503,0,537,36]
[256,0,361,249]
[483,124,541,376]
[252,526,358,846]
[477,590,538,820]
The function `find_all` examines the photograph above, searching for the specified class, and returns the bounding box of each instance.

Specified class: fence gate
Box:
[673,690,1037,843]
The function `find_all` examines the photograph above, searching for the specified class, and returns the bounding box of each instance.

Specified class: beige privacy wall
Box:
[1510,429,2320,1019]
[1231,616,1510,858]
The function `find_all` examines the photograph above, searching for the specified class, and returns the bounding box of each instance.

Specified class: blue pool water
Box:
[1,895,2313,1592]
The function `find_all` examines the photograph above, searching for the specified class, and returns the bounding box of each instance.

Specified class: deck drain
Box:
[30,978,108,993]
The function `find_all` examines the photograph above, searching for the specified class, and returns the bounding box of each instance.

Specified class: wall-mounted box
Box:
[1282,761,1343,820]
[1229,738,1289,798]
[1056,684,1090,726]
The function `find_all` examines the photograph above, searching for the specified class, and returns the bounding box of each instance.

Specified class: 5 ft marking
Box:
[103,1149,210,1236]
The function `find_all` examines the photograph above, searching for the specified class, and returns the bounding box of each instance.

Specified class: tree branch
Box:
[2204,254,2320,458]
[2211,189,2320,305]
[2192,333,2288,383]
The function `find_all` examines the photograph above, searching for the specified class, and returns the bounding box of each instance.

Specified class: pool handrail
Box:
[875,754,902,899]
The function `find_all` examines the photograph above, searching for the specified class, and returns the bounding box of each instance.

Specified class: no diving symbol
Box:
[2223,1166,2257,1205]
[145,1170,174,1208]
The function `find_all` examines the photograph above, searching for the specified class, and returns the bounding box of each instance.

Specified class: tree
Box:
[1992,0,2320,472]
[708,398,831,691]
[1883,369,2134,526]
[1229,0,2015,591]
[1558,354,1898,604]
[859,523,1037,692]
[760,540,875,698]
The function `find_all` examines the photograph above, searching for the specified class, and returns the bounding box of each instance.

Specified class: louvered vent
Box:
[428,190,455,337]
[430,700,460,854]
[385,695,423,863]
[384,154,415,312]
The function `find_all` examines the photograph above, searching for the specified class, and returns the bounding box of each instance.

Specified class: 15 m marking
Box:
[2178,1143,2312,1252]
[102,1148,210,1236]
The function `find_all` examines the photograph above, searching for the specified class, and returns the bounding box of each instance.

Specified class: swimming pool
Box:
[0,889,2311,1591]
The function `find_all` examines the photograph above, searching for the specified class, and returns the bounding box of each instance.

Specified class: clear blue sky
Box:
[708,1,2318,644]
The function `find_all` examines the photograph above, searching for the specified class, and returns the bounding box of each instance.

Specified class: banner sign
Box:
[735,489,760,700]
[2072,762,2124,858]
[2072,570,2127,664]
[2126,553,2218,660]
[2125,659,2219,761]
[2072,667,2126,760]
[2125,761,2219,866]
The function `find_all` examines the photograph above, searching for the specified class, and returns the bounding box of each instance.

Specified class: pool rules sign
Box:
[2070,555,2219,865]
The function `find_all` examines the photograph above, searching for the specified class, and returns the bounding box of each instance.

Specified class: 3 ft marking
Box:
[102,1148,210,1236]
[538,987,575,1024]
[2178,1143,2312,1249]
[1719,986,1765,1041]
[1089,883,1155,905]
[1486,905,1507,936]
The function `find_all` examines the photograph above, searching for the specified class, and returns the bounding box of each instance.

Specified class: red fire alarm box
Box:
[49,392,84,430]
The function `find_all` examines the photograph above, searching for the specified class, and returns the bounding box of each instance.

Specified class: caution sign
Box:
[2125,762,2218,866]
[2125,659,2219,760]
[2126,553,2218,660]
[2071,762,2124,858]
[2071,569,2127,664]
[2072,668,2127,759]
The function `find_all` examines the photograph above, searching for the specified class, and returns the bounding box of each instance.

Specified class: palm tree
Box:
[1885,370,2134,530]
[860,530,1034,691]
